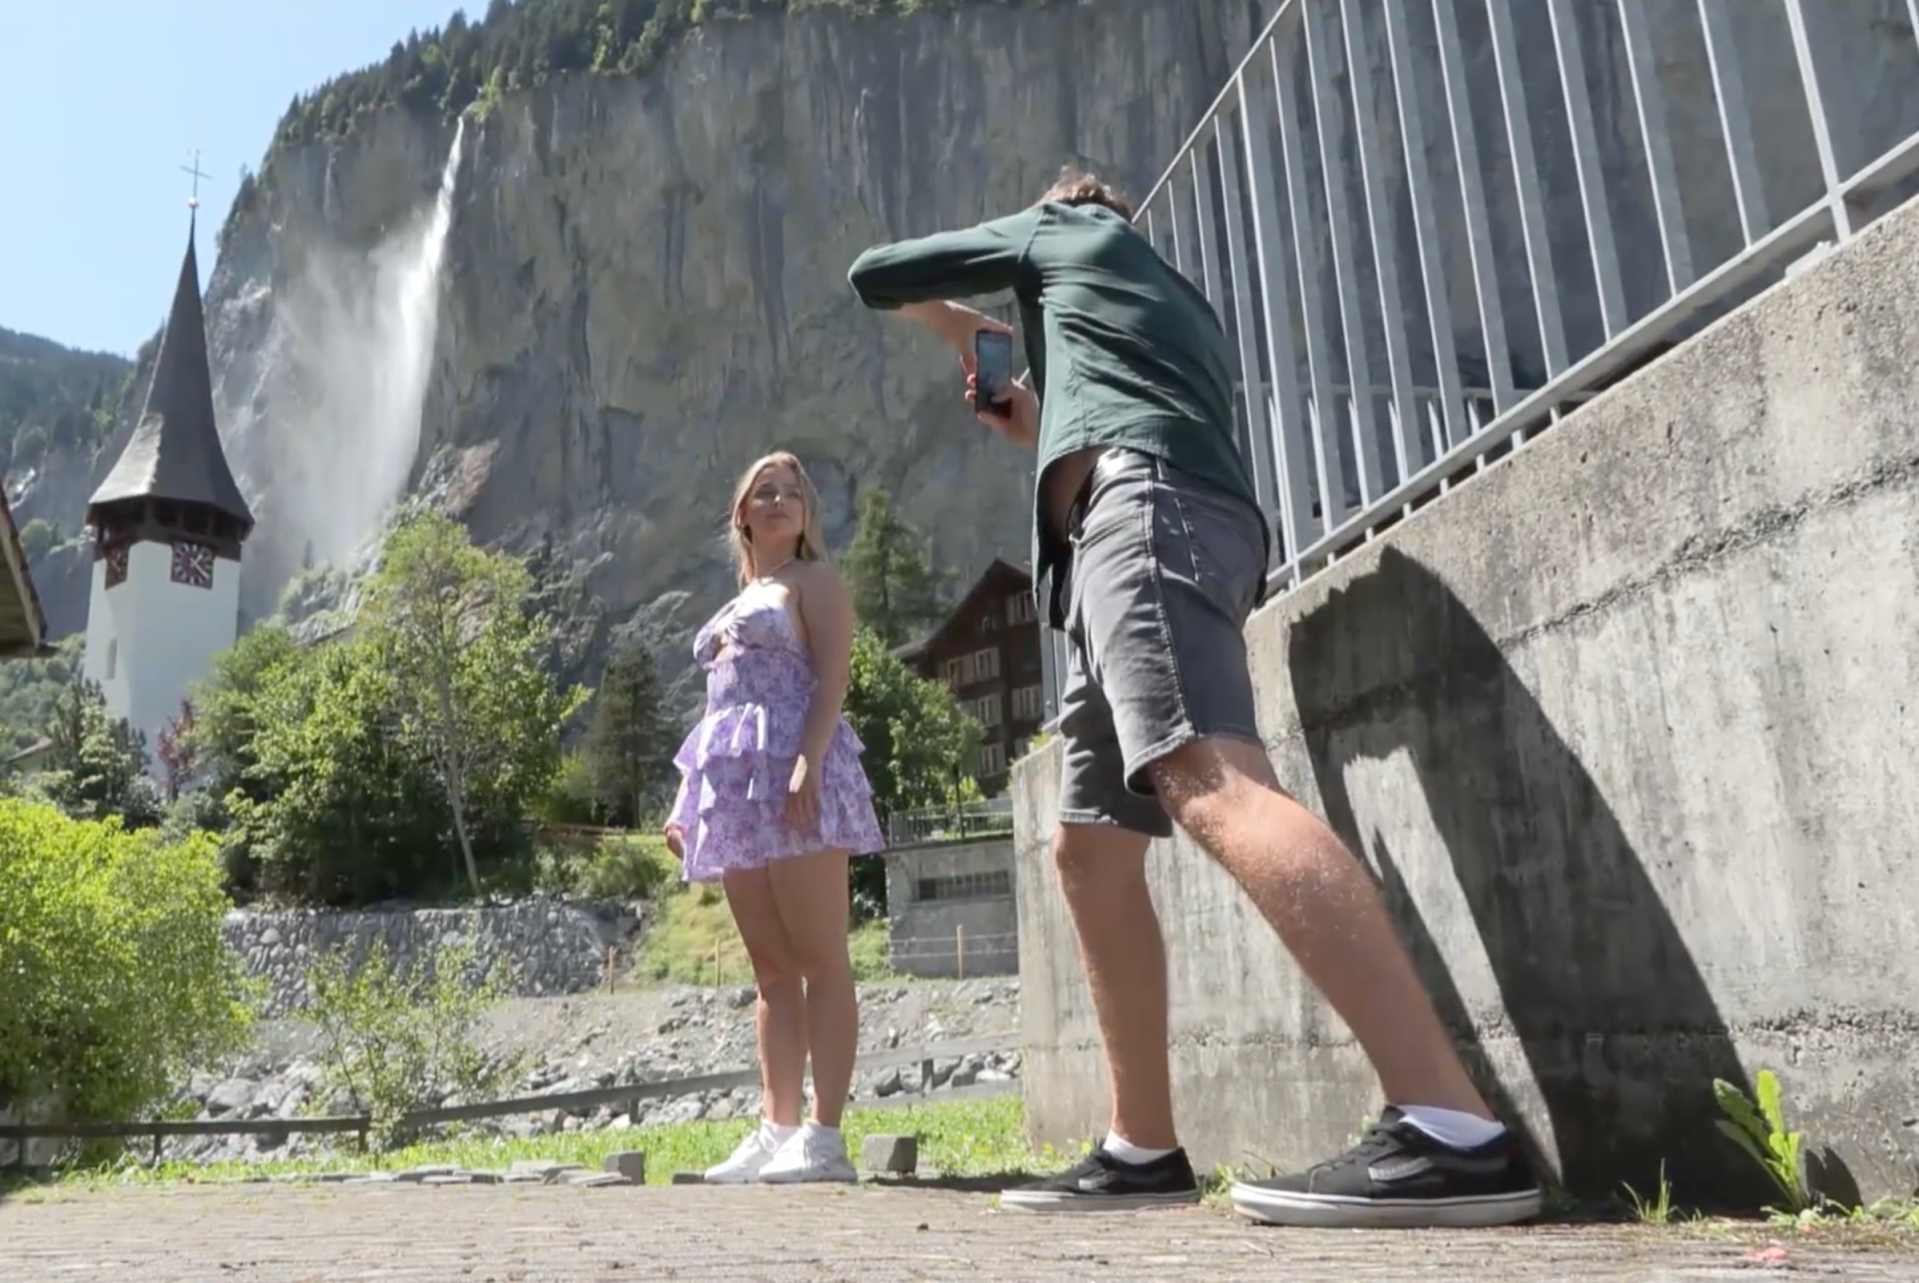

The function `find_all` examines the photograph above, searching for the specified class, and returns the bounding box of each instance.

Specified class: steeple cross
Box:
[180,150,210,211]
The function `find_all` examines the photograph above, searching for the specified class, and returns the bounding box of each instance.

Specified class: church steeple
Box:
[86,212,254,561]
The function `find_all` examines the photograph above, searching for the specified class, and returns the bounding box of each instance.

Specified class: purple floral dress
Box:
[668,581,885,883]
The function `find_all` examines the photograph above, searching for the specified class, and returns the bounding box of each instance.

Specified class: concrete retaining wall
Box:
[1013,195,1919,1203]
[884,839,1019,979]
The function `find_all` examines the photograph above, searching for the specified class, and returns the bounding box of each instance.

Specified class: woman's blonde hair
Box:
[728,450,829,587]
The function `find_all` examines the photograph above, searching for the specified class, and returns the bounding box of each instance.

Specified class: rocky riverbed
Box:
[163,979,1021,1166]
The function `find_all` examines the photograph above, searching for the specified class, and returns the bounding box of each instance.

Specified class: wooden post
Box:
[152,1129,162,1167]
[956,924,966,980]
[604,944,616,994]
[714,940,723,987]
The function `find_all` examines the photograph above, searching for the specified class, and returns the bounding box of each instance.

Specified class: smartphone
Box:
[974,330,1015,415]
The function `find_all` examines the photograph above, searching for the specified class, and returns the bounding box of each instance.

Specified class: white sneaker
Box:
[703,1121,793,1184]
[757,1122,858,1184]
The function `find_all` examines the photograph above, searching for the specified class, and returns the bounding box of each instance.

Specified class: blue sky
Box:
[0,0,463,357]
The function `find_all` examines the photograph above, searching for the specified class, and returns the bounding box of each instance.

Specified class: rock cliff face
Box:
[21,0,1274,701]
[21,0,1915,707]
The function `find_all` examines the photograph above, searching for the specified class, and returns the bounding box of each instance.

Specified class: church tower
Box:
[82,211,254,759]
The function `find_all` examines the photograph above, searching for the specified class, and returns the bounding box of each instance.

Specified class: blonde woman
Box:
[664,451,885,1184]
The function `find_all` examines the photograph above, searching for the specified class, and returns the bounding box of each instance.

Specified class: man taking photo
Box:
[846,169,1541,1228]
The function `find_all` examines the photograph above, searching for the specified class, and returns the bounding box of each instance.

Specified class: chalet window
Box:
[973,647,1000,681]
[979,742,1006,777]
[943,657,967,688]
[1006,593,1037,625]
[970,693,1003,729]
[1011,684,1045,721]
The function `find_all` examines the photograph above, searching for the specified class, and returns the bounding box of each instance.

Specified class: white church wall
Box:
[83,540,239,763]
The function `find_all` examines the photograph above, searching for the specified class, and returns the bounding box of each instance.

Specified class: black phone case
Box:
[976,334,1014,412]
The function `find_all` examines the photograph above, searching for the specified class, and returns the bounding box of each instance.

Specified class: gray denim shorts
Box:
[1057,449,1267,838]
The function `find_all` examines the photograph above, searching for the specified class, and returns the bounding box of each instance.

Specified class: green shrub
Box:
[0,798,254,1125]
[305,938,523,1150]
[575,835,678,901]
[528,833,679,903]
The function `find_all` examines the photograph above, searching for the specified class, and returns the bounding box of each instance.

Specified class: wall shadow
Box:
[1285,544,1760,1207]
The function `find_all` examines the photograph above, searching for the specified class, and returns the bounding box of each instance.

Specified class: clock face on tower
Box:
[104,545,129,588]
[170,540,216,589]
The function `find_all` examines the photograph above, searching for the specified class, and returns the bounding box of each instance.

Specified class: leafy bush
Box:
[575,834,679,901]
[305,938,522,1150]
[0,798,254,1125]
[531,748,600,826]
[526,833,679,903]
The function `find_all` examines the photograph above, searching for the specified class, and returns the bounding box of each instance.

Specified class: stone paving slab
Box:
[3,1183,1914,1281]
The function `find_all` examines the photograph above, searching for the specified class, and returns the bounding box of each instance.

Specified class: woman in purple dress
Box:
[664,451,885,1184]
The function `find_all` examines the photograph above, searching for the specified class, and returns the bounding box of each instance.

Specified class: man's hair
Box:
[1039,167,1136,221]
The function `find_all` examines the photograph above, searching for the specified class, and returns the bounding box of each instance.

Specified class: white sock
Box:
[762,1120,800,1144]
[1396,1105,1507,1151]
[1103,1131,1176,1165]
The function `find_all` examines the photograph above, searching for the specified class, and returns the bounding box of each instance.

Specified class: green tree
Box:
[842,625,979,913]
[359,512,589,896]
[16,518,58,563]
[225,640,449,905]
[187,622,304,807]
[581,633,678,826]
[0,634,81,758]
[0,797,254,1124]
[36,677,160,827]
[842,487,948,646]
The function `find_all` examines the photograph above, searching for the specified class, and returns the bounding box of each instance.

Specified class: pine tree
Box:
[842,487,948,647]
[582,634,677,827]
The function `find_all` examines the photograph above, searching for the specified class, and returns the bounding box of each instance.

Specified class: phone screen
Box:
[975,331,1015,412]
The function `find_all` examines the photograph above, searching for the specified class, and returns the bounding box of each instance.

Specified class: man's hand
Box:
[899,301,1012,365]
[967,370,1039,450]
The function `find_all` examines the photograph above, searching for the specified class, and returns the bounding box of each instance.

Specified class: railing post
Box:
[1233,42,1317,584]
[1617,0,1695,293]
[1430,0,1517,417]
[1780,0,1853,240]
[1697,0,1772,246]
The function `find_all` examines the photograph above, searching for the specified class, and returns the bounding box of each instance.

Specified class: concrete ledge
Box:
[1014,192,1919,1204]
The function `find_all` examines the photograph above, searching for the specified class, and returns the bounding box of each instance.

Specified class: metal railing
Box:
[885,798,1016,848]
[0,1034,1018,1169]
[1042,0,1919,722]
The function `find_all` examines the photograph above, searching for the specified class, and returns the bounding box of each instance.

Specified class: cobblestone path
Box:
[5,1182,1915,1280]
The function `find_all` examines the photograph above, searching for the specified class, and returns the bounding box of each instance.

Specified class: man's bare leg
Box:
[1052,822,1175,1149]
[1149,734,1487,1115]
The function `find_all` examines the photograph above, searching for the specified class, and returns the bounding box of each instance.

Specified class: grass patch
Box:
[636,878,898,986]
[40,1096,1045,1190]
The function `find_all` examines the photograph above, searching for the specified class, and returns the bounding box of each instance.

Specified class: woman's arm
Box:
[796,563,856,764]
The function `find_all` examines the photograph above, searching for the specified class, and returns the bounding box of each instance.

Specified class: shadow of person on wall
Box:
[1285,544,1761,1208]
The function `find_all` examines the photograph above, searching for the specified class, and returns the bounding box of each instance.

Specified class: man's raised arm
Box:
[847,208,1041,310]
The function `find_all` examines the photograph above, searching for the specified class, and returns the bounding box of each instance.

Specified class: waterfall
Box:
[243,119,467,610]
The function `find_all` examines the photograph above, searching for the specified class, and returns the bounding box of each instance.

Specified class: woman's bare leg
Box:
[722,868,808,1125]
[767,848,857,1126]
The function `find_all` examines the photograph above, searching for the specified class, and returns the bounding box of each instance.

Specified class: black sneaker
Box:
[1231,1109,1543,1229]
[999,1145,1202,1213]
